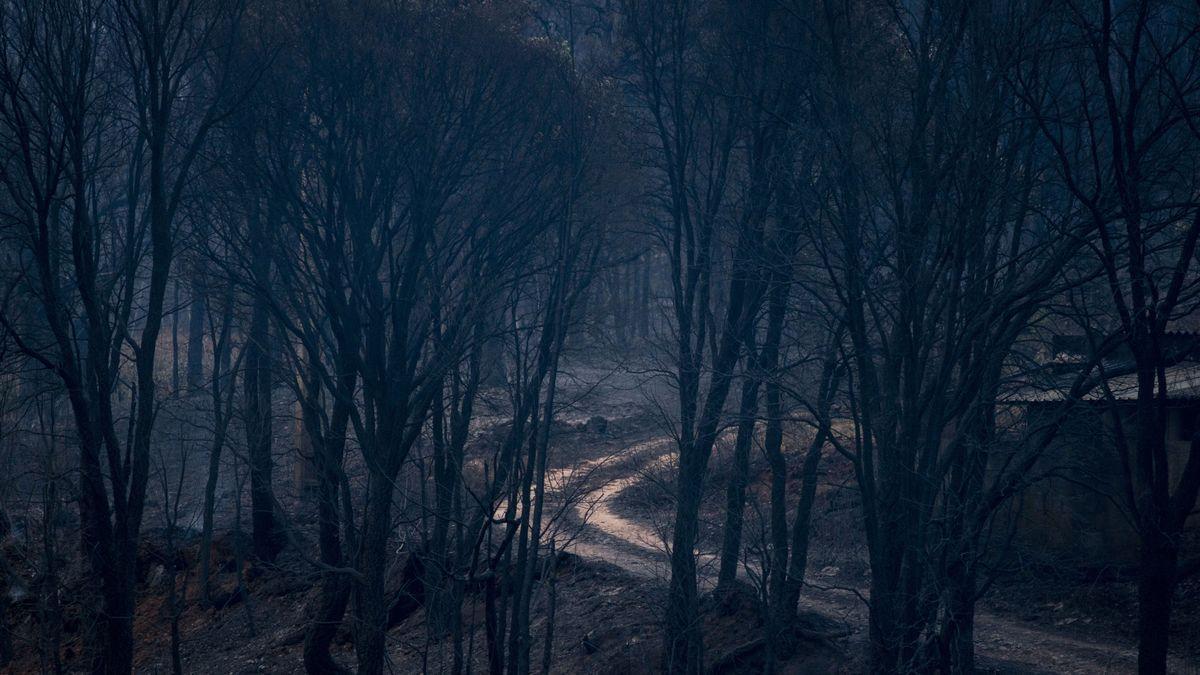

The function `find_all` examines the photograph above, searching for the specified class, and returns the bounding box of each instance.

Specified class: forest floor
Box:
[4,362,1200,673]
[600,421,1200,673]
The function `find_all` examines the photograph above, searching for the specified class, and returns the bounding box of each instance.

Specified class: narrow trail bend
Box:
[550,437,1199,674]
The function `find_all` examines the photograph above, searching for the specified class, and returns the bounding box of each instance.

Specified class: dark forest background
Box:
[1,0,1199,673]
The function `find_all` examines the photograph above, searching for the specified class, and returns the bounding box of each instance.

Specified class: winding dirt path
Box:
[552,439,1200,674]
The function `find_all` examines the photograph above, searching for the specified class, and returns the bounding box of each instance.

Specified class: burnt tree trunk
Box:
[781,335,840,623]
[187,278,206,390]
[759,283,789,628]
[664,269,759,675]
[716,350,760,592]
[201,295,236,605]
[302,354,355,674]
[244,211,279,562]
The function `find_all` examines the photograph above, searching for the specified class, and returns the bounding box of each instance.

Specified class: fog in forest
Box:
[1,1,1199,673]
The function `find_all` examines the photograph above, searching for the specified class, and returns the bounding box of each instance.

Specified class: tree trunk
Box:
[354,469,397,675]
[172,279,181,392]
[781,339,840,622]
[187,279,206,390]
[1137,534,1178,674]
[244,266,278,562]
[485,570,503,675]
[37,471,63,675]
[512,342,563,675]
[764,376,788,624]
[201,440,222,604]
[866,483,909,674]
[939,561,976,674]
[781,428,825,618]
[540,542,558,675]
[68,386,131,675]
[639,259,651,338]
[304,575,352,674]
[201,297,234,605]
[664,453,705,675]
[303,369,354,674]
[102,572,136,675]
[757,282,788,627]
[663,261,758,675]
[716,354,760,592]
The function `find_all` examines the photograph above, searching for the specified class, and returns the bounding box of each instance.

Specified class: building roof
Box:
[1007,363,1200,403]
[1005,333,1200,404]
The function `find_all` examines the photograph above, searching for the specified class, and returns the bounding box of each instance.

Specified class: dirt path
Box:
[552,440,1200,674]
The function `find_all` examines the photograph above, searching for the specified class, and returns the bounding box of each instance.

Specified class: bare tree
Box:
[1021,2,1200,670]
[0,0,246,668]
[243,4,608,673]
[619,1,799,670]
[798,0,1094,670]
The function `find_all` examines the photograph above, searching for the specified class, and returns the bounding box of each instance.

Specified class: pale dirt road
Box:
[550,440,1200,675]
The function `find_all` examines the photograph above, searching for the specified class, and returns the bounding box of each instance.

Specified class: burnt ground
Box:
[608,426,1200,674]
[3,364,1198,673]
[0,365,839,674]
